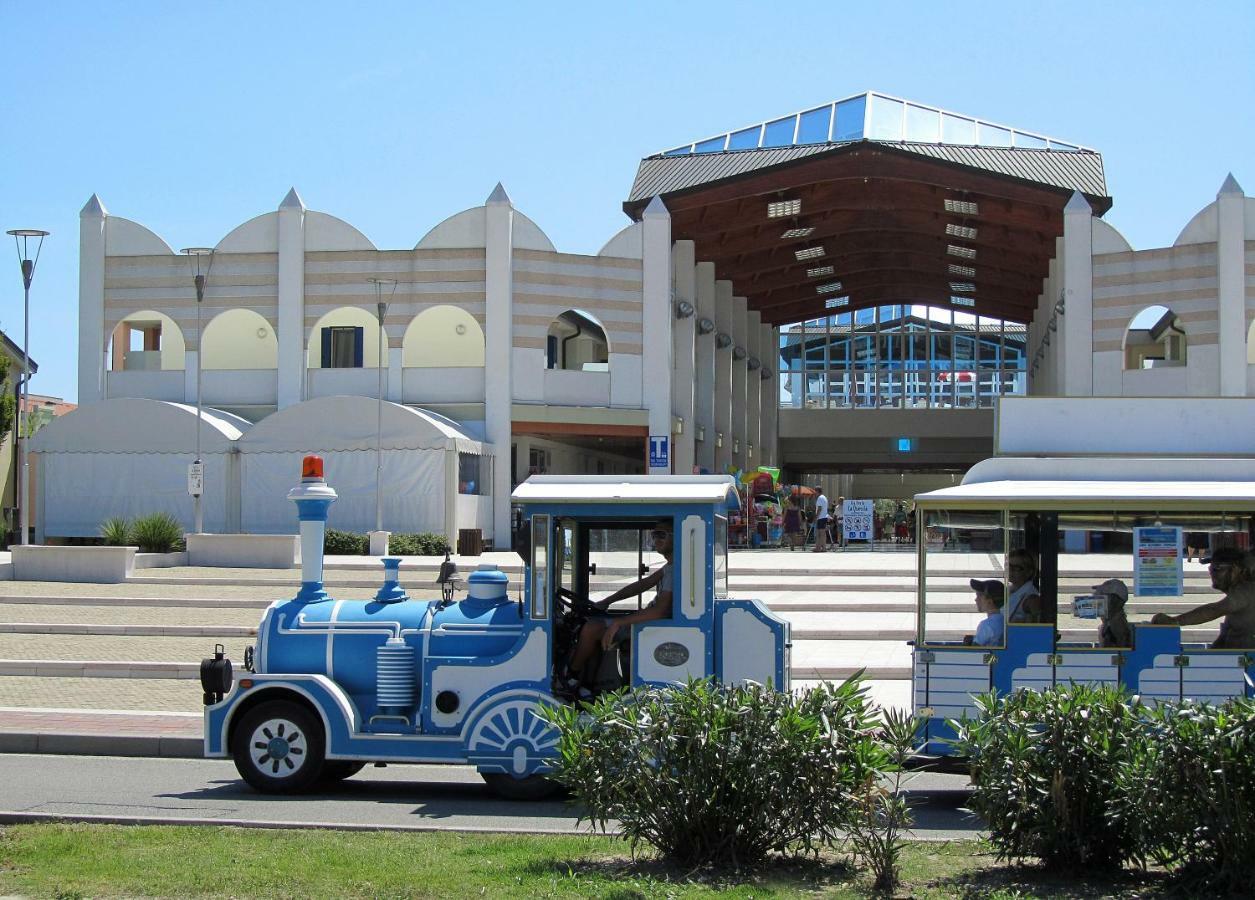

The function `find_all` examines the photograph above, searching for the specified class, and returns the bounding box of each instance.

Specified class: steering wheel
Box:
[556,587,598,615]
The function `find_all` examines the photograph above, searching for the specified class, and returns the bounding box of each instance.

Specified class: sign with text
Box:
[187,461,204,497]
[1134,526,1183,597]
[842,499,874,541]
[648,435,669,470]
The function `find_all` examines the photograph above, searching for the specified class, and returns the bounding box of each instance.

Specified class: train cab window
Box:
[585,522,668,610]
[919,509,1004,647]
[530,515,549,619]
[714,515,729,598]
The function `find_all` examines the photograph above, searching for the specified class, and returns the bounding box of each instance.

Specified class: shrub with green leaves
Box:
[388,532,451,556]
[1113,696,1255,893]
[542,676,885,870]
[130,512,185,553]
[99,517,133,546]
[324,529,368,555]
[951,683,1142,869]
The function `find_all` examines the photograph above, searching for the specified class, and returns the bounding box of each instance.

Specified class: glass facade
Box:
[778,305,1027,409]
[660,91,1088,157]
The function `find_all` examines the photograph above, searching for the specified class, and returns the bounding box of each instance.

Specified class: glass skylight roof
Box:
[659,91,1091,157]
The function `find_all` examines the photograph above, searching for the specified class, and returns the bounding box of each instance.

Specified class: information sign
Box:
[1134,526,1183,597]
[187,461,204,497]
[842,499,874,542]
[648,435,669,470]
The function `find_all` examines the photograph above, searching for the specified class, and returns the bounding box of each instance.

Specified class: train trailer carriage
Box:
[202,464,789,798]
[911,455,1255,757]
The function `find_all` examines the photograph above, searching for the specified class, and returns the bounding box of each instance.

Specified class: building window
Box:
[1124,305,1186,370]
[545,310,609,371]
[321,326,363,368]
[529,447,549,475]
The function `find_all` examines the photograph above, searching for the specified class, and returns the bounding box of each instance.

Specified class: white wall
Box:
[402,305,486,366]
[202,309,278,369]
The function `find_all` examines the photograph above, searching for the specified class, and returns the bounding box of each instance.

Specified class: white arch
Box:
[1092,218,1132,254]
[1174,200,1217,246]
[306,307,385,369]
[402,306,485,367]
[1123,305,1186,370]
[413,205,556,252]
[215,211,279,253]
[202,308,278,370]
[108,310,186,371]
[597,222,643,259]
[546,309,610,371]
[304,211,376,251]
[104,216,175,256]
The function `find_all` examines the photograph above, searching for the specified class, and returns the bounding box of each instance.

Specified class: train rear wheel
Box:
[231,700,325,794]
[481,771,562,801]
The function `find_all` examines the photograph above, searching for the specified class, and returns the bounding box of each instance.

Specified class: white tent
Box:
[31,398,251,538]
[236,396,491,537]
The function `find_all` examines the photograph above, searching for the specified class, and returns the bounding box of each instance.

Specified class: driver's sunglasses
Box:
[649,529,671,540]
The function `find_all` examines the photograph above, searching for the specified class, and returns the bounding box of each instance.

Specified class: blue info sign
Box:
[1134,526,1183,596]
[648,435,669,469]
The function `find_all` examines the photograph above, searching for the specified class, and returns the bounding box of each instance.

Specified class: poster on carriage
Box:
[842,499,874,541]
[1134,526,1183,597]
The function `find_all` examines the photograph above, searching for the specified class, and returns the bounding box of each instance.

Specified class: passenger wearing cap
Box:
[1151,547,1255,649]
[1093,579,1132,648]
[964,579,1005,646]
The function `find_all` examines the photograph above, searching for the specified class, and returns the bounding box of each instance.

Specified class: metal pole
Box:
[19,278,30,545]
[194,273,204,534]
[376,299,385,534]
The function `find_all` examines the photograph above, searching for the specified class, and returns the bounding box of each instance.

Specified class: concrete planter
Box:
[186,533,300,569]
[134,551,189,569]
[12,545,137,584]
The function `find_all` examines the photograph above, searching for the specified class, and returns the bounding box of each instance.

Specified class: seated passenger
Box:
[964,579,1005,646]
[1006,549,1042,623]
[1151,548,1255,649]
[1093,579,1132,647]
[563,520,674,690]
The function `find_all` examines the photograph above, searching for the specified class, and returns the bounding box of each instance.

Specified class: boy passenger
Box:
[964,579,1005,646]
[1093,579,1132,647]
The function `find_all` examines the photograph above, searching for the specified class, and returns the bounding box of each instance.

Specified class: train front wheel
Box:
[231,699,326,794]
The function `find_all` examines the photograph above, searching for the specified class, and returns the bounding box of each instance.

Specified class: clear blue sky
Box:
[2,0,1252,403]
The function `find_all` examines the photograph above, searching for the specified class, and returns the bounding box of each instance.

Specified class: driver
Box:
[562,519,674,690]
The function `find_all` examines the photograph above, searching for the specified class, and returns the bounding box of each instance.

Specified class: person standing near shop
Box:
[813,487,830,552]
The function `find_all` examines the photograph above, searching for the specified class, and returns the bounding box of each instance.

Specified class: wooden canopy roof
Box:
[624,141,1111,327]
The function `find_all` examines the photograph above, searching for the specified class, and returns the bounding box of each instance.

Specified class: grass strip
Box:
[0,824,1175,898]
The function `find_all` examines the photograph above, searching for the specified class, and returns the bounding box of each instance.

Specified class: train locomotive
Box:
[202,459,790,798]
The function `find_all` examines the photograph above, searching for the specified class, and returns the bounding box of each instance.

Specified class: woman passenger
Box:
[1006,549,1042,623]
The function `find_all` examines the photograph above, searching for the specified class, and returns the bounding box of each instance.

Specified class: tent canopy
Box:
[31,398,250,455]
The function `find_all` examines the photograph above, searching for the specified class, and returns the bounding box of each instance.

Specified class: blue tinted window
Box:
[867,96,904,140]
[762,116,796,147]
[727,126,761,150]
[941,114,976,144]
[905,105,939,142]
[663,146,692,156]
[694,136,726,153]
[797,106,832,144]
[854,308,875,326]
[833,95,867,141]
[1014,132,1047,149]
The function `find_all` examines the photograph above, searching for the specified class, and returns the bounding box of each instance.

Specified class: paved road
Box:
[0,754,981,839]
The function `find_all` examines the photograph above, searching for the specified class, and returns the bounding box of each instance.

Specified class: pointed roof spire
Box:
[80,193,107,218]
[642,195,670,219]
[279,187,306,210]
[1218,173,1243,197]
[486,182,512,206]
[1064,190,1092,214]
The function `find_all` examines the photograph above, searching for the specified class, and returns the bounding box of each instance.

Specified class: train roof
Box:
[512,475,740,507]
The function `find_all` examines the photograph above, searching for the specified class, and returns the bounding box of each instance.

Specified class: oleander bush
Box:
[542,676,886,870]
[388,532,451,556]
[1113,696,1255,893]
[324,529,368,555]
[99,517,133,546]
[951,683,1142,869]
[130,512,185,553]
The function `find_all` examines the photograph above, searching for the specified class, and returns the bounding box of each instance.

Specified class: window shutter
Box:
[353,327,364,367]
[320,328,332,368]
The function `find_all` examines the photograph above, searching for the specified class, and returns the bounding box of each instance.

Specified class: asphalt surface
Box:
[0,754,982,839]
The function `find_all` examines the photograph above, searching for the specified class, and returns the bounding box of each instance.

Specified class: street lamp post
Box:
[368,278,397,552]
[6,229,48,546]
[181,248,215,534]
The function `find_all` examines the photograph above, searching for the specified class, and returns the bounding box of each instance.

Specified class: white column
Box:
[671,240,697,475]
[277,188,306,409]
[746,310,761,467]
[641,197,674,475]
[714,280,734,473]
[694,262,716,473]
[78,195,108,405]
[1061,191,1094,397]
[731,295,747,471]
[484,184,515,548]
[387,346,403,403]
[1216,174,1246,396]
[761,323,778,465]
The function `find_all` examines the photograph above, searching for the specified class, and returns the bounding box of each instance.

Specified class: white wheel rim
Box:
[248,716,308,777]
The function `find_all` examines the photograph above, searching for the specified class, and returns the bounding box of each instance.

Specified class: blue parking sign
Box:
[648,435,669,469]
